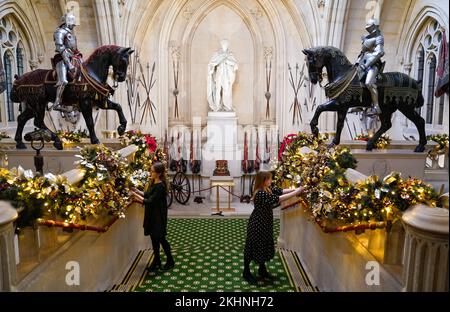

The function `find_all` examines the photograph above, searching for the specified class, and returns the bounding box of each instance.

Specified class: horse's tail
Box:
[415,91,424,108]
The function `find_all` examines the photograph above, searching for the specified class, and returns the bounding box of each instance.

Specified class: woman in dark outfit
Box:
[132,162,174,272]
[243,171,303,284]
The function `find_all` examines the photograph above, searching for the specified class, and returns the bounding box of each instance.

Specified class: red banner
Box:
[435,30,449,97]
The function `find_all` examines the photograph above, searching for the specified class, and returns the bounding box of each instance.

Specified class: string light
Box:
[274,132,439,227]
[0,133,166,227]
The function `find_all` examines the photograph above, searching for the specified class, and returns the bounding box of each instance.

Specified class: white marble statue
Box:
[207,39,238,112]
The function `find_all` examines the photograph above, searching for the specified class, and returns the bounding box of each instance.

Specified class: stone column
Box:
[402,204,449,292]
[0,201,18,291]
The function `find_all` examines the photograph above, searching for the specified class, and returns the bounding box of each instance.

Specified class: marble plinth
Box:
[203,112,241,177]
[0,139,123,174]
[340,140,438,151]
[349,149,430,179]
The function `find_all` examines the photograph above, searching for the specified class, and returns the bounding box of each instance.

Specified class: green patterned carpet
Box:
[110,218,318,292]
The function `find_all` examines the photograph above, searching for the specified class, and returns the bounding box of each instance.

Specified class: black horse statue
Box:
[10,45,134,150]
[303,46,427,152]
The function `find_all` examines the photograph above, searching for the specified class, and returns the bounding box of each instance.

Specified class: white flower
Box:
[44,173,57,182]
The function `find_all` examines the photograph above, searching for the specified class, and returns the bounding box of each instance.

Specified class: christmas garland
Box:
[0,167,53,229]
[120,130,167,190]
[427,134,449,159]
[56,129,89,144]
[355,134,391,149]
[0,131,10,140]
[69,145,131,222]
[120,131,162,169]
[0,136,165,228]
[275,132,438,227]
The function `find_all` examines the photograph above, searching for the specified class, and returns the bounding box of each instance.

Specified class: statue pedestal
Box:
[203,112,241,178]
[350,149,428,179]
[340,141,437,179]
[0,139,123,174]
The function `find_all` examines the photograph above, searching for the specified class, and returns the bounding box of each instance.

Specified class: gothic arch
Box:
[129,0,314,136]
[0,2,45,65]
[179,0,265,123]
[281,0,314,46]
[156,0,292,136]
[398,5,449,65]
[121,0,165,47]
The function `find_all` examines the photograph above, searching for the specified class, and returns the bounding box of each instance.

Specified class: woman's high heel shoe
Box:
[146,260,161,272]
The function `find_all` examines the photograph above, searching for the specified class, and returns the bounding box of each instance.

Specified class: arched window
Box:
[426,54,436,124]
[412,19,447,128]
[16,42,24,76]
[3,51,14,121]
[415,45,425,114]
[1,15,28,123]
[417,45,425,81]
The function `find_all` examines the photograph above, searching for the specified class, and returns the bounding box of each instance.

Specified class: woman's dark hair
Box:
[148,162,169,193]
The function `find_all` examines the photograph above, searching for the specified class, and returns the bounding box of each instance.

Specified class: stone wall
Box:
[1,0,448,142]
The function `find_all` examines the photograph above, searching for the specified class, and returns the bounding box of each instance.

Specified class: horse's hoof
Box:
[414,145,425,153]
[54,141,63,150]
[16,142,27,149]
[117,124,126,136]
[327,142,336,149]
[91,139,101,145]
[366,144,374,151]
[310,125,319,137]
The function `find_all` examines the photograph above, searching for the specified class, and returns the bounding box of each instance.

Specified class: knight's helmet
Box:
[365,18,379,34]
[61,13,76,29]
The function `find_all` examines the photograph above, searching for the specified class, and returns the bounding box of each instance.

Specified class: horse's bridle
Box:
[307,56,323,85]
[80,64,113,98]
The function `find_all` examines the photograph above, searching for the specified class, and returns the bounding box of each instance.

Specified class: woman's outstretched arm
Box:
[279,186,303,203]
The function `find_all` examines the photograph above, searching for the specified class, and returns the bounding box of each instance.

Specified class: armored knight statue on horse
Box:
[303,20,427,153]
[357,19,385,116]
[10,14,133,150]
[51,13,82,113]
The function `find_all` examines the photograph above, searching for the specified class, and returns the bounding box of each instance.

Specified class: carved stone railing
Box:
[425,153,449,192]
[279,160,449,291]
[402,204,449,291]
[426,153,449,170]
[0,144,143,291]
[0,201,18,291]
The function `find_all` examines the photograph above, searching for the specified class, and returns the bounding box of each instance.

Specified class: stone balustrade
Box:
[0,201,18,291]
[402,204,449,291]
[279,166,449,292]
[425,153,449,193]
[0,144,144,291]
[426,153,449,170]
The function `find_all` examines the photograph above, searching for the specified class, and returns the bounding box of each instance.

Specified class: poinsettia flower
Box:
[145,135,157,153]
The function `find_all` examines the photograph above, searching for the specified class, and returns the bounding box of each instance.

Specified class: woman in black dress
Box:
[243,171,303,284]
[131,162,174,272]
